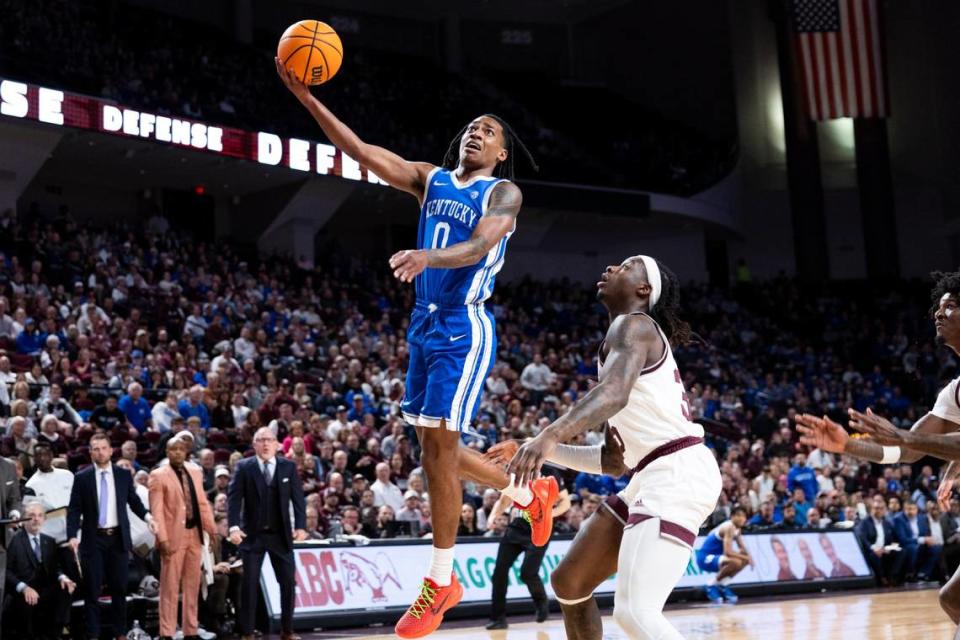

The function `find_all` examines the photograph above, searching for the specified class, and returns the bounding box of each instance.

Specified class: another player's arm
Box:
[848,408,960,460]
[507,315,655,485]
[483,423,627,477]
[389,182,522,282]
[275,59,432,199]
[796,411,956,463]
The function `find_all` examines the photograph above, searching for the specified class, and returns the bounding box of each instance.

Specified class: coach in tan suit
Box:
[149,438,216,640]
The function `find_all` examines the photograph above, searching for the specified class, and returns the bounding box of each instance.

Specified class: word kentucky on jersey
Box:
[423,197,480,227]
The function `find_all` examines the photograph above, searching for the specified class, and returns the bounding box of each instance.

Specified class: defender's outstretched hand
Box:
[847,408,905,446]
[795,413,849,453]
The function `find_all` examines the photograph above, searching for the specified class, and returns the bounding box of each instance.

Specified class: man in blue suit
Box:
[855,495,904,586]
[892,499,942,582]
[227,427,306,640]
[67,432,154,640]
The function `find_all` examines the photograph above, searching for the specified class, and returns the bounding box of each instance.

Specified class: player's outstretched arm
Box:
[849,407,960,461]
[275,58,432,199]
[484,425,627,477]
[797,410,955,464]
[389,182,522,282]
[507,315,654,485]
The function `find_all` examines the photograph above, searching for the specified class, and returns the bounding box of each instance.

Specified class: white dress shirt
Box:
[371,479,405,513]
[909,517,920,540]
[930,515,945,546]
[94,464,119,528]
[872,517,886,550]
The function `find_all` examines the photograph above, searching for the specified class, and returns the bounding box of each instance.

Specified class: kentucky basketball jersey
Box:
[416,167,512,306]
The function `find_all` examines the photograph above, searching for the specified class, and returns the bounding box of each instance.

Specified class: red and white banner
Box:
[791,0,889,120]
[0,78,387,183]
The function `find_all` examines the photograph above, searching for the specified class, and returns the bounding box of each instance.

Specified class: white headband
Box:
[634,255,662,310]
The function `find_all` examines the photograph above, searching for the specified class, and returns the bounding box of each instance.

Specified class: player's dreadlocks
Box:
[442,114,539,180]
[929,268,960,316]
[650,260,693,347]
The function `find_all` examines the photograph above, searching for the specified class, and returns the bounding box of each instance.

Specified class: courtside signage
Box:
[259,531,869,619]
[0,78,387,184]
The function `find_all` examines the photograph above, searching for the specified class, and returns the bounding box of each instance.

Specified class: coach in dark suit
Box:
[228,427,306,640]
[855,495,904,585]
[5,501,76,639]
[892,500,942,581]
[67,433,154,640]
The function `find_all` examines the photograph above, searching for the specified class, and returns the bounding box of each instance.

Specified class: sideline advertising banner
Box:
[260,530,870,622]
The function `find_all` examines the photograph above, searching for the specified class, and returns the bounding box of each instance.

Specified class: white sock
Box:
[499,474,534,507]
[719,577,732,586]
[706,575,717,586]
[428,546,455,586]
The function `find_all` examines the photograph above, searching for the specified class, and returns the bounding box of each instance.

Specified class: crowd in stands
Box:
[0,202,959,619]
[0,0,735,194]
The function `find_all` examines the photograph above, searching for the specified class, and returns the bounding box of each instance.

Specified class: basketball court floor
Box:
[318,588,951,639]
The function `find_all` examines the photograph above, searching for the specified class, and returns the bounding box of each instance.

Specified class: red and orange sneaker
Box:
[394,573,463,639]
[520,475,560,547]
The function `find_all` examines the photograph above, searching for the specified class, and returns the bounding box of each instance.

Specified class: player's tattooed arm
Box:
[850,407,960,461]
[390,182,522,281]
[797,411,947,463]
[507,315,656,485]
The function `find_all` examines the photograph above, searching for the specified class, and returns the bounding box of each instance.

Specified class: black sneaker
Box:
[485,619,508,630]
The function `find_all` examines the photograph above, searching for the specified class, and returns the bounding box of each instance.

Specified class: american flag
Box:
[791,0,889,120]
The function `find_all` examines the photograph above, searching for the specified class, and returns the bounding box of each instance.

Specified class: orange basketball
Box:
[277,20,343,86]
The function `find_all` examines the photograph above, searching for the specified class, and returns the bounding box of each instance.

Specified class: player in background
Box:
[795,268,960,636]
[275,60,557,639]
[506,254,722,640]
[695,507,752,604]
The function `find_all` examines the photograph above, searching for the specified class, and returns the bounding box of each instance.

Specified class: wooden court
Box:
[319,588,953,639]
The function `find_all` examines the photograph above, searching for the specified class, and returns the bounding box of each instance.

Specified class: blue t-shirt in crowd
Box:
[574,472,616,496]
[787,465,818,503]
[178,399,210,429]
[118,395,152,433]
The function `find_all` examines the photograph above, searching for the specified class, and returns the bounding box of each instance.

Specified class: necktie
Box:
[263,460,272,485]
[33,536,41,562]
[178,468,195,521]
[98,470,109,527]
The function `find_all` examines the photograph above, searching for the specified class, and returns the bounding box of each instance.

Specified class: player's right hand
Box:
[795,414,849,453]
[483,440,520,466]
[229,528,247,546]
[274,57,311,101]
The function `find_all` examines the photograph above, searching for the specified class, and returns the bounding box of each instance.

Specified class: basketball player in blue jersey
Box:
[276,60,560,638]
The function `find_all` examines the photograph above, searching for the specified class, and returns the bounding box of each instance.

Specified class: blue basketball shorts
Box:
[696,551,722,573]
[401,301,497,431]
